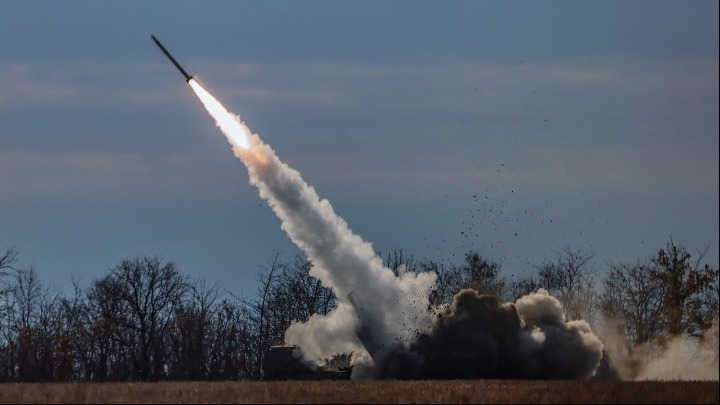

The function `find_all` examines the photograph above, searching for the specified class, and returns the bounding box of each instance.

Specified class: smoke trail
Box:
[188,79,437,367]
[188,79,607,380]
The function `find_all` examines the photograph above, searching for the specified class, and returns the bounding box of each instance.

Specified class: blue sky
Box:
[1,1,718,295]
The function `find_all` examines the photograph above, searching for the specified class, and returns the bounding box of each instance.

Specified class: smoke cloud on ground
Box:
[602,318,719,381]
[353,288,604,380]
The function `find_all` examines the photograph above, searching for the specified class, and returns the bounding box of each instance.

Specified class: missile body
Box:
[151,35,193,82]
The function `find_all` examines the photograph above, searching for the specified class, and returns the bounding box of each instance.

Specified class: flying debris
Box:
[151,35,193,82]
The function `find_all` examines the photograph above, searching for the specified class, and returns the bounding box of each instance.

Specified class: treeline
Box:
[0,238,717,382]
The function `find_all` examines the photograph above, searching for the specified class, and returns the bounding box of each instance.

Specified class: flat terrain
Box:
[0,380,717,404]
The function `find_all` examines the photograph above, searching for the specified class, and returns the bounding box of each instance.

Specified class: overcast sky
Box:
[1,1,718,296]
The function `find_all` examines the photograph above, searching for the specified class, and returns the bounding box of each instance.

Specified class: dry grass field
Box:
[0,380,717,404]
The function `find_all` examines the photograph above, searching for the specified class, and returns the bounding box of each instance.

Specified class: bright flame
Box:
[188,79,250,149]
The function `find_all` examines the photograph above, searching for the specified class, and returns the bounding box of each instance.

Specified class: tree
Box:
[420,260,450,307]
[165,279,221,380]
[459,250,506,297]
[508,276,541,301]
[92,255,189,381]
[0,247,20,380]
[241,253,337,378]
[241,253,283,378]
[58,278,92,381]
[204,298,256,380]
[384,249,418,276]
[164,279,257,381]
[601,261,665,344]
[649,238,719,337]
[536,245,597,323]
[426,250,506,306]
[7,266,64,382]
[85,272,133,381]
[0,247,19,293]
[597,239,719,380]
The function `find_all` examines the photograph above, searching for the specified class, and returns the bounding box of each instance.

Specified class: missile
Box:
[151,35,193,83]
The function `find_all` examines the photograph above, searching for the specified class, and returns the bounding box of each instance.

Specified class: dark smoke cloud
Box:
[354,288,605,380]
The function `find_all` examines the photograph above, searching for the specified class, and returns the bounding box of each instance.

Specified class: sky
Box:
[1,1,718,297]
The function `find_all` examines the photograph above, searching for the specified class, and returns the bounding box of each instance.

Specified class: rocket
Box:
[151,35,193,82]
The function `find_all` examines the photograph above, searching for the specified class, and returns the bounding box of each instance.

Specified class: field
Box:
[0,380,717,404]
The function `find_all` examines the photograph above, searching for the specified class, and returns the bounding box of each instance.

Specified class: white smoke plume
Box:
[188,79,608,380]
[188,79,437,370]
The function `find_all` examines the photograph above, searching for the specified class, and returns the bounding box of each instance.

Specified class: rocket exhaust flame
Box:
[188,79,250,150]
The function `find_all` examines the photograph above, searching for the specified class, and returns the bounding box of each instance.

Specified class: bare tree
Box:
[204,298,256,380]
[432,251,506,305]
[384,249,418,275]
[601,261,665,344]
[508,276,541,301]
[260,254,335,341]
[536,245,597,323]
[0,247,19,293]
[9,266,63,381]
[93,255,189,381]
[278,254,336,322]
[0,247,20,380]
[416,260,450,307]
[240,253,338,378]
[57,278,91,381]
[416,251,506,307]
[460,251,506,297]
[12,266,45,381]
[239,253,283,378]
[85,272,133,381]
[166,279,221,380]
